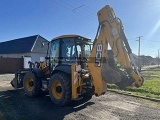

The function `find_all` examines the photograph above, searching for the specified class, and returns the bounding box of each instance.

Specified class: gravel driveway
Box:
[0,74,160,120]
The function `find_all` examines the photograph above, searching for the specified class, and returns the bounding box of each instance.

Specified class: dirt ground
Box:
[0,74,160,120]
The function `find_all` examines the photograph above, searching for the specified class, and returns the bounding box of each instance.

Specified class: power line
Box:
[72,4,84,12]
[59,0,97,23]
[63,1,96,19]
[68,0,97,15]
[148,40,160,42]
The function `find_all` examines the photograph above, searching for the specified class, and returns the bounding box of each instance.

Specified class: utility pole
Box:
[136,36,142,70]
[158,49,160,67]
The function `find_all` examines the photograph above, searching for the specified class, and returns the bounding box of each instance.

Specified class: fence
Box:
[0,58,23,74]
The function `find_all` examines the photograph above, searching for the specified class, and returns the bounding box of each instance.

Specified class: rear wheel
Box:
[48,72,71,106]
[23,72,42,97]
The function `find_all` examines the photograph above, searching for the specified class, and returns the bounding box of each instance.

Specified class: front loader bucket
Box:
[10,71,26,89]
[10,78,16,88]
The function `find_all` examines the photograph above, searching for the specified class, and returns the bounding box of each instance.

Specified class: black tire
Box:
[48,72,71,106]
[23,72,42,97]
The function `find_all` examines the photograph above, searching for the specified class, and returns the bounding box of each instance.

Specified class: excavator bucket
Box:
[102,63,121,84]
[101,54,134,89]
[102,64,134,89]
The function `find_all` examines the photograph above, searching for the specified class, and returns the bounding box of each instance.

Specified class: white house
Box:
[0,35,49,63]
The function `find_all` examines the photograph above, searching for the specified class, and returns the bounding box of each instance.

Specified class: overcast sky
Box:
[0,0,160,57]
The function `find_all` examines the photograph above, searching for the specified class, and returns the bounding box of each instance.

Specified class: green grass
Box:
[107,68,160,99]
[141,70,160,76]
[150,67,160,71]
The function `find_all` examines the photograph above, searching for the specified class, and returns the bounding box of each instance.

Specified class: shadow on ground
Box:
[0,89,94,120]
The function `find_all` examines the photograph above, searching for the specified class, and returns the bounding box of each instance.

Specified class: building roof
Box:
[0,35,46,54]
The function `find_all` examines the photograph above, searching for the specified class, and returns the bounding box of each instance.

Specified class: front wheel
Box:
[23,72,42,97]
[48,72,71,106]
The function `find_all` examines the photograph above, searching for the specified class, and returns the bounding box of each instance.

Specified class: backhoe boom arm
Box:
[88,5,143,96]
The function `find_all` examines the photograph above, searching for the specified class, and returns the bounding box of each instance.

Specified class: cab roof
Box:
[51,34,91,41]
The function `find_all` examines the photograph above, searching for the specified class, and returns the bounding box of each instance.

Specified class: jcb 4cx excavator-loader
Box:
[11,5,143,106]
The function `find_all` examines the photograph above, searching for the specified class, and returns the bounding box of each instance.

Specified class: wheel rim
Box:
[51,80,63,99]
[25,77,34,91]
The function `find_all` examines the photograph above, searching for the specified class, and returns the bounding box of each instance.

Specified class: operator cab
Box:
[50,35,92,70]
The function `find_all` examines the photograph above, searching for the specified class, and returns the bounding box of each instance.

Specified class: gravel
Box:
[0,74,160,120]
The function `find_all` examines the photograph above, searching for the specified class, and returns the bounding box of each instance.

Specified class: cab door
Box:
[50,40,60,69]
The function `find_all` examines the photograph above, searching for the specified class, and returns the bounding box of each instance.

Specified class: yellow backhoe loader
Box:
[11,5,143,106]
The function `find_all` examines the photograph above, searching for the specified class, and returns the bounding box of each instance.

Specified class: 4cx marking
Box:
[95,43,103,67]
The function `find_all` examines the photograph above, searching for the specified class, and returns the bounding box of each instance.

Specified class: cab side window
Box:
[50,40,59,68]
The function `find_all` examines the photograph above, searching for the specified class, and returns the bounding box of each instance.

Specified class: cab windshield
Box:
[50,37,92,66]
[61,38,92,63]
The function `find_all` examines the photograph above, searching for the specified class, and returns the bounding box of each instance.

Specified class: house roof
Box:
[0,35,44,54]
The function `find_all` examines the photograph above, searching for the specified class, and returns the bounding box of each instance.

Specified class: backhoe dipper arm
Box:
[88,5,143,96]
